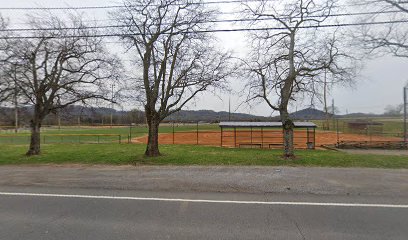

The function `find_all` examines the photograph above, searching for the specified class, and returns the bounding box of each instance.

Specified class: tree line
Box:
[0,0,406,158]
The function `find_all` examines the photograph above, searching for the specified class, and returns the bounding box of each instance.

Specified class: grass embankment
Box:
[0,144,407,169]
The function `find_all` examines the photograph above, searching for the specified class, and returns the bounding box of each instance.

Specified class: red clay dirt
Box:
[133,130,402,149]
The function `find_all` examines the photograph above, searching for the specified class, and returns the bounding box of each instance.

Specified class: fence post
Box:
[336,119,340,147]
[234,127,236,148]
[220,127,223,147]
[97,135,100,144]
[313,127,316,149]
[129,125,132,144]
[250,126,253,146]
[172,122,175,145]
[119,135,122,144]
[196,122,199,145]
[307,127,310,147]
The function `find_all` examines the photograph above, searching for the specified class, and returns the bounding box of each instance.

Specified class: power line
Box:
[2,19,408,39]
[0,0,258,10]
[1,0,407,11]
[3,9,408,33]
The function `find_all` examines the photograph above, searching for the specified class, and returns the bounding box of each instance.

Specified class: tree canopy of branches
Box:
[357,0,408,58]
[0,15,13,104]
[242,0,355,158]
[112,0,233,157]
[3,12,121,156]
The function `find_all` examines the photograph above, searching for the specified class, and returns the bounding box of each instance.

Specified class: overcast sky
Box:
[1,0,407,116]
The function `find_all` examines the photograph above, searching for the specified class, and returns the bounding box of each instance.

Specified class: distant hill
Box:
[289,107,331,120]
[165,110,269,122]
[0,105,270,125]
[2,105,396,126]
[340,112,382,118]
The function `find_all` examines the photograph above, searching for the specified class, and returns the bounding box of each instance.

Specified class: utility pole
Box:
[58,114,61,130]
[323,68,329,130]
[332,99,335,131]
[228,96,231,121]
[14,84,18,133]
[404,87,407,146]
[12,65,19,134]
[110,84,114,128]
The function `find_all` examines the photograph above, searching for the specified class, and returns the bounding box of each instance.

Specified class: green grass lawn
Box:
[313,117,405,137]
[0,124,220,145]
[0,143,407,169]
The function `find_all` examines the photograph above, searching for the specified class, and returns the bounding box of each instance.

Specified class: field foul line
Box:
[0,192,407,208]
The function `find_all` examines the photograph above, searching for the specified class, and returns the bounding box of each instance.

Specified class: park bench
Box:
[239,143,262,148]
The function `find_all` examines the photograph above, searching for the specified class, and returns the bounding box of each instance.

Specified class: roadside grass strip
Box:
[1,144,408,168]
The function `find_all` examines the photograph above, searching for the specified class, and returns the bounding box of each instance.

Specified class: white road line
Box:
[0,192,407,208]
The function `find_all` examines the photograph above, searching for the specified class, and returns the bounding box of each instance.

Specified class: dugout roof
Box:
[219,122,317,128]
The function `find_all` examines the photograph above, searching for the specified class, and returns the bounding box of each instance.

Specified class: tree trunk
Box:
[26,119,42,156]
[145,117,161,157]
[280,109,295,159]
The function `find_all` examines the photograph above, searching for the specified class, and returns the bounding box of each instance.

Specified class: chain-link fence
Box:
[0,134,123,145]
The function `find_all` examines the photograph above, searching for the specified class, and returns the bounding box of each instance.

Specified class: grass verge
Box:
[0,144,407,169]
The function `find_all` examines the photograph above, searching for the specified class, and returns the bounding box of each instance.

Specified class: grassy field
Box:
[313,117,405,136]
[0,143,407,169]
[1,116,405,145]
[0,124,220,144]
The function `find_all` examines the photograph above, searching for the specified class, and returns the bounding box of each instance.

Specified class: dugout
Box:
[219,122,317,149]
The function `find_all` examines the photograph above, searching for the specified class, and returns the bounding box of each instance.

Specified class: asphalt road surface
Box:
[0,165,407,239]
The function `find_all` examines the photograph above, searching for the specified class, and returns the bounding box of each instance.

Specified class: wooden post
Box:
[173,122,175,145]
[314,127,316,149]
[196,122,199,145]
[220,127,223,147]
[129,125,132,144]
[337,119,340,146]
[307,127,310,147]
[250,126,253,147]
[234,127,237,147]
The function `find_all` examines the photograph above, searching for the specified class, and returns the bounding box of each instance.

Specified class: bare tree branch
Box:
[241,0,356,158]
[2,12,123,155]
[112,0,234,157]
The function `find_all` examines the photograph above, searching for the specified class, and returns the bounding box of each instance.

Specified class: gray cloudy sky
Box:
[1,0,407,116]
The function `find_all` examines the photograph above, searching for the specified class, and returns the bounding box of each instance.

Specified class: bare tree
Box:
[357,0,408,58]
[5,12,121,156]
[242,0,354,158]
[112,0,233,157]
[0,15,13,104]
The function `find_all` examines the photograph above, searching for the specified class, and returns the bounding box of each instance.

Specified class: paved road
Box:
[0,165,407,239]
[0,165,407,196]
